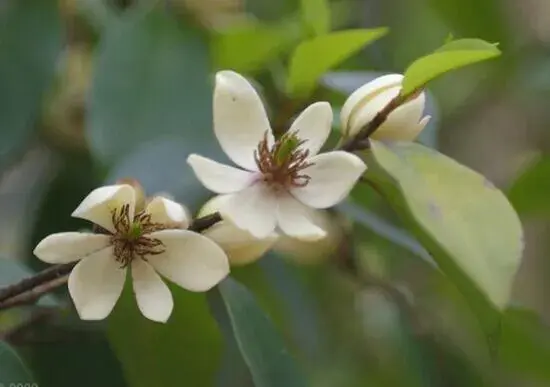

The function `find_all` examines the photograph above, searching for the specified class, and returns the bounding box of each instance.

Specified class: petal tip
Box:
[76,307,110,321]
[215,70,245,89]
[186,153,199,164]
[145,310,172,324]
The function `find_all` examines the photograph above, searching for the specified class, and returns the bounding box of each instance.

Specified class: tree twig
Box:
[0,264,74,305]
[339,89,421,152]
[0,275,69,310]
[0,212,223,312]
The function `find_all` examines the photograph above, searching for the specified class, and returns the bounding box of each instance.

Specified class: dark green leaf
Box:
[108,283,222,387]
[507,155,550,216]
[364,141,522,335]
[25,330,126,387]
[87,8,212,164]
[498,307,550,382]
[0,0,62,167]
[215,278,308,387]
[402,39,500,95]
[287,28,388,97]
[300,0,330,36]
[0,341,34,383]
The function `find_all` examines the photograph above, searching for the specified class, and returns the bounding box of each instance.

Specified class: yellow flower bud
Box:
[198,196,277,266]
[340,74,430,142]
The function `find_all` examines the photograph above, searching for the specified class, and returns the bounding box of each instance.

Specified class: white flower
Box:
[340,73,430,141]
[198,195,278,266]
[187,70,366,240]
[33,184,230,323]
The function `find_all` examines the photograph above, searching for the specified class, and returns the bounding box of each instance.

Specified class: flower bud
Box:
[340,74,430,142]
[273,210,345,264]
[198,195,278,266]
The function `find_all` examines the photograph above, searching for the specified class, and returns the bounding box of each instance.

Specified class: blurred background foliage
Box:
[0,0,549,386]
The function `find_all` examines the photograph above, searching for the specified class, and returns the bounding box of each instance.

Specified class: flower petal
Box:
[214,70,273,170]
[291,151,366,208]
[219,184,278,239]
[187,154,255,194]
[131,259,173,323]
[72,184,136,233]
[146,196,190,228]
[340,74,404,134]
[370,91,426,141]
[288,102,333,156]
[411,115,431,140]
[68,247,126,320]
[346,86,401,136]
[277,195,326,241]
[34,232,111,264]
[148,229,229,292]
[204,220,277,266]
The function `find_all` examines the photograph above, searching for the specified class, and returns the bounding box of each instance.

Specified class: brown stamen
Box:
[254,131,314,189]
[108,204,168,268]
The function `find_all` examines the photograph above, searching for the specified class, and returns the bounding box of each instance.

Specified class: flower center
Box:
[109,204,167,268]
[254,131,313,189]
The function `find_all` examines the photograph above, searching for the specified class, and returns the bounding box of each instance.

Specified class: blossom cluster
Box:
[33,71,428,322]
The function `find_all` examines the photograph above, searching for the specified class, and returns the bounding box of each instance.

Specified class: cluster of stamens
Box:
[254,131,313,189]
[108,204,168,268]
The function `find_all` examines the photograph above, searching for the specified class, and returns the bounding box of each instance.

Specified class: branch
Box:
[339,90,421,152]
[0,275,69,310]
[0,212,222,311]
[0,265,74,305]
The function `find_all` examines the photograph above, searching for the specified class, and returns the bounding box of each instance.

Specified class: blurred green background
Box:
[0,0,549,386]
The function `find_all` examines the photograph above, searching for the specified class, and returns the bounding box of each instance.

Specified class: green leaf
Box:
[214,278,308,387]
[363,141,522,335]
[402,39,500,95]
[0,0,62,167]
[300,0,330,36]
[213,21,297,73]
[26,331,127,387]
[87,8,212,164]
[498,307,550,382]
[0,341,35,383]
[108,283,222,387]
[337,201,436,267]
[507,155,550,216]
[287,28,388,97]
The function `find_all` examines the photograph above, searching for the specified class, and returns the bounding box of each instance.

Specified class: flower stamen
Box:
[254,131,313,189]
[108,204,167,268]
